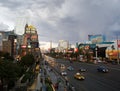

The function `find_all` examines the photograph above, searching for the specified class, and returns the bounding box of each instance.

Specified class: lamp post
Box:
[95,46,98,59]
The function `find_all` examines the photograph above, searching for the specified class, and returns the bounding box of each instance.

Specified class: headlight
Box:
[103,69,105,72]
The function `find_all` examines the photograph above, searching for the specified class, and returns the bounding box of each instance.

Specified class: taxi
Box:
[74,72,85,80]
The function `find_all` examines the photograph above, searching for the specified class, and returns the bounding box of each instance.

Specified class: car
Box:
[74,72,85,80]
[67,66,74,71]
[60,64,66,69]
[61,71,67,76]
[97,66,109,73]
[79,67,86,72]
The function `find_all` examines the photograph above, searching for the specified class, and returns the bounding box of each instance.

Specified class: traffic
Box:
[45,56,120,91]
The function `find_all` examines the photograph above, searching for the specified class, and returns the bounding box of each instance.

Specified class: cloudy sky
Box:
[0,0,120,49]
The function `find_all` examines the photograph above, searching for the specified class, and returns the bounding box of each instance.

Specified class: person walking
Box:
[54,82,59,90]
[64,86,67,91]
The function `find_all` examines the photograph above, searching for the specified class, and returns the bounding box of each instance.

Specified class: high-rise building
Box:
[21,24,39,56]
[2,40,12,55]
[0,31,14,51]
[58,40,69,52]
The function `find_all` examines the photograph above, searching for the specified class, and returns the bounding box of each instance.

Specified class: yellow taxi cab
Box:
[74,72,85,80]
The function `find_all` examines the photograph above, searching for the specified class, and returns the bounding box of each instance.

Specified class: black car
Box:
[97,66,108,73]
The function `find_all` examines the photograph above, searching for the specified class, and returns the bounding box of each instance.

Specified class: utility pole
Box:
[95,46,98,59]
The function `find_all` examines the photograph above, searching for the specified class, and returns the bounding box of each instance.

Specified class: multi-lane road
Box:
[52,59,120,91]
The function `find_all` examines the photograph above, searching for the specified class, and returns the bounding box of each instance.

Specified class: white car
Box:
[60,64,66,69]
[61,71,67,76]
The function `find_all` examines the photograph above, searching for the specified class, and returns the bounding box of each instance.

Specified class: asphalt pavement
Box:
[27,61,67,91]
[45,65,66,91]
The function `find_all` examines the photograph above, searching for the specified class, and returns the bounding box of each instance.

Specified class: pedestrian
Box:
[65,80,68,86]
[72,86,75,91]
[40,78,43,83]
[64,86,67,91]
[54,82,59,90]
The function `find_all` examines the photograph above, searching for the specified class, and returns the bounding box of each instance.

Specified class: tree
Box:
[0,60,21,90]
[3,52,14,61]
[20,54,35,67]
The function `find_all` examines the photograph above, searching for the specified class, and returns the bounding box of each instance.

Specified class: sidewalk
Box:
[45,66,66,91]
[27,63,67,91]
[27,73,42,91]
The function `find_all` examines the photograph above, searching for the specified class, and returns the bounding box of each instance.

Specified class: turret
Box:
[24,24,28,34]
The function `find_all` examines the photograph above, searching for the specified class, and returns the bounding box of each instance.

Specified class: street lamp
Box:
[95,46,98,59]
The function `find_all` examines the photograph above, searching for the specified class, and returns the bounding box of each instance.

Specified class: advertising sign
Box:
[117,40,120,48]
[0,33,2,51]
[88,34,105,44]
[21,45,26,48]
[0,33,2,46]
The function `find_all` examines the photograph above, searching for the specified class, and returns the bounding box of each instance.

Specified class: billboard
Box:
[0,33,2,46]
[88,34,105,44]
[0,33,2,51]
[117,40,120,48]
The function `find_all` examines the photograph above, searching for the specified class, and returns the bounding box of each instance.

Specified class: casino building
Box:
[20,24,39,56]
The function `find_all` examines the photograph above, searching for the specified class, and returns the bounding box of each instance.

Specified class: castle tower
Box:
[21,24,39,56]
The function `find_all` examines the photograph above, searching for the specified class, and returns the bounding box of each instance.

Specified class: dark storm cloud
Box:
[0,0,65,10]
[0,0,120,45]
[0,0,23,9]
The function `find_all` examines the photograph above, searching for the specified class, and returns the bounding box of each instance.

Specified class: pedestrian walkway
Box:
[45,66,66,91]
[27,73,42,91]
[27,61,69,91]
[27,78,37,91]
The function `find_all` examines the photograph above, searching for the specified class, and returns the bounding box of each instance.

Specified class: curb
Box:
[51,84,56,91]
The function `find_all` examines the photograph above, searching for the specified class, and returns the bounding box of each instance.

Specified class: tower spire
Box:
[24,23,28,33]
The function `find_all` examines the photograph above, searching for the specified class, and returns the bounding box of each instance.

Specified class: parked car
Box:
[79,67,86,72]
[74,72,85,80]
[61,71,67,76]
[97,66,109,73]
[67,66,74,71]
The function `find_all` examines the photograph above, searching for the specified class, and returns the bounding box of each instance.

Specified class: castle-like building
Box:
[0,24,40,60]
[21,24,39,56]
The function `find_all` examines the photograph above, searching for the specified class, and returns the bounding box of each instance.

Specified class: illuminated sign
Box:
[117,40,120,48]
[88,35,105,44]
[74,48,78,52]
[21,45,26,48]
[28,45,31,48]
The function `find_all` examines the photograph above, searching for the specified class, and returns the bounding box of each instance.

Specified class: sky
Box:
[0,0,120,49]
